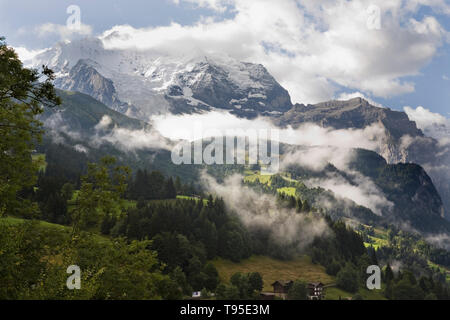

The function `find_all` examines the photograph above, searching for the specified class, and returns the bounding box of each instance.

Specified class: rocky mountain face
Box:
[54,60,140,116]
[55,59,118,107]
[40,89,147,135]
[401,138,450,222]
[347,149,447,234]
[276,98,423,140]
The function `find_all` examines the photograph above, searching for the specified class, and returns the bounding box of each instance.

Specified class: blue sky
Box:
[0,0,219,47]
[378,46,450,116]
[1,0,449,117]
[378,4,450,116]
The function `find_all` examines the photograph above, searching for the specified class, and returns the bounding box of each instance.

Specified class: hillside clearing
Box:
[211,255,334,292]
[2,216,68,231]
[1,216,110,244]
[277,187,296,196]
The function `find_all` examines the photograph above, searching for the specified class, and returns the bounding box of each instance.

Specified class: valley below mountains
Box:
[29,38,450,245]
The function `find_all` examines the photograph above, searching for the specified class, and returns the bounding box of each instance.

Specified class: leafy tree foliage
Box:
[216,283,240,300]
[73,156,130,233]
[287,280,308,300]
[0,37,60,217]
[217,272,264,300]
[336,263,359,293]
[0,221,173,299]
[248,272,264,292]
[384,263,394,283]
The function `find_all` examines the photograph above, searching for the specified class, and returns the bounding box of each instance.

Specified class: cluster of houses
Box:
[260,281,325,300]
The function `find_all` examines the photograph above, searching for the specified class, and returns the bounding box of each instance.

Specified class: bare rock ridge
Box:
[56,59,118,107]
[277,97,423,140]
[54,59,141,117]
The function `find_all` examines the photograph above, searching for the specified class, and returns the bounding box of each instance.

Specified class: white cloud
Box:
[201,172,330,248]
[35,23,92,40]
[280,146,394,216]
[93,115,173,151]
[153,110,387,151]
[280,146,354,172]
[404,106,447,128]
[74,144,88,154]
[404,106,450,141]
[98,0,449,104]
[426,233,450,250]
[172,0,231,12]
[306,172,394,216]
[94,114,113,131]
[13,47,47,65]
[43,114,174,153]
[43,112,82,142]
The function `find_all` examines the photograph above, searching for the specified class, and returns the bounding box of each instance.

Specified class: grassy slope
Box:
[211,255,386,300]
[364,236,389,249]
[2,216,67,231]
[277,187,296,196]
[244,172,296,197]
[2,216,110,244]
[212,255,334,291]
[363,228,389,249]
[244,173,272,185]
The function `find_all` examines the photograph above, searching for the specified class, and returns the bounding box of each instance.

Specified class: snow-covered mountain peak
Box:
[31,38,292,119]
